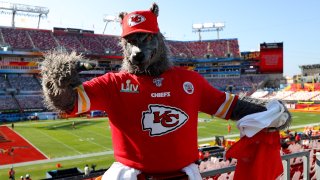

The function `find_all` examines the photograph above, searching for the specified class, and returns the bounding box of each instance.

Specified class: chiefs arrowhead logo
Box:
[128,14,146,27]
[142,104,189,136]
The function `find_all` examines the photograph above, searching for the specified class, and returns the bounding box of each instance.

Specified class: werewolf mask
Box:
[119,3,172,76]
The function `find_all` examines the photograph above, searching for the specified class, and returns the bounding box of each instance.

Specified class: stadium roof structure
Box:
[166,38,237,43]
[192,22,225,41]
[0,1,49,28]
[299,64,320,69]
[102,15,119,34]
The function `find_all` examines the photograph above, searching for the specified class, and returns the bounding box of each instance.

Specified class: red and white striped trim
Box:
[75,85,90,114]
[214,93,235,119]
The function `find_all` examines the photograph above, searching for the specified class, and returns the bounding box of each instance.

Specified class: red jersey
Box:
[73,66,237,173]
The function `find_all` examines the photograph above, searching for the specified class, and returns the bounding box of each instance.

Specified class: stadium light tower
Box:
[0,1,49,28]
[103,15,119,34]
[192,22,225,41]
[192,23,203,41]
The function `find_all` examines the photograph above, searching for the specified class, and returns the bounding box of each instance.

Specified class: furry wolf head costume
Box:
[119,3,172,76]
[41,3,291,179]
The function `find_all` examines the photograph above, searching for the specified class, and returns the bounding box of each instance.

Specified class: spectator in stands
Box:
[8,167,15,180]
[289,132,295,142]
[308,129,313,142]
[295,133,301,144]
[215,136,222,146]
[25,174,31,180]
[84,164,90,176]
[72,121,75,129]
[227,123,231,134]
[280,138,290,149]
[91,164,96,172]
[20,176,24,180]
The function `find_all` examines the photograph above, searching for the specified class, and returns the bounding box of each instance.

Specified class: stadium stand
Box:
[207,75,266,93]
[0,27,124,55]
[300,64,320,77]
[54,32,86,52]
[166,39,240,59]
[1,27,34,49]
[167,40,193,58]
[77,34,106,54]
[15,95,45,110]
[257,90,320,101]
[282,91,320,101]
[7,74,41,92]
[95,35,122,55]
[0,74,9,90]
[260,91,294,100]
[0,27,240,59]
[27,29,58,50]
[0,95,18,110]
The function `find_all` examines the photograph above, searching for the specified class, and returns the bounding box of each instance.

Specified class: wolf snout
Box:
[133,52,145,63]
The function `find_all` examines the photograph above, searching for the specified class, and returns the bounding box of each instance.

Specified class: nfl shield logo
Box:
[153,78,163,87]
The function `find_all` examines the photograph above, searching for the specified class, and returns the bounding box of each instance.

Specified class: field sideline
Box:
[0,111,319,179]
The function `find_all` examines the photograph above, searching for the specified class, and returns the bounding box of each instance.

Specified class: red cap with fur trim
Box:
[121,10,159,37]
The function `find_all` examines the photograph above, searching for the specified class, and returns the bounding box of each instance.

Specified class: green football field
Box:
[0,111,319,179]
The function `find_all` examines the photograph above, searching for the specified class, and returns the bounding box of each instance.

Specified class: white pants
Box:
[102,162,202,180]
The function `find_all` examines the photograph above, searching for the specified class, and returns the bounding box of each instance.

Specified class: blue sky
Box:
[1,0,320,77]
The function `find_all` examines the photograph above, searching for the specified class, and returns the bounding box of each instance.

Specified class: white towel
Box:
[102,162,141,180]
[182,163,202,180]
[237,100,289,137]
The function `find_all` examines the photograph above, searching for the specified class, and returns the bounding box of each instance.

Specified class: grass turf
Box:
[0,111,319,179]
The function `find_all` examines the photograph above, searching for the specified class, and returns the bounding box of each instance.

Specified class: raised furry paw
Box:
[41,51,83,89]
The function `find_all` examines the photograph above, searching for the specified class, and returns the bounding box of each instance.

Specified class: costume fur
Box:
[41,51,95,113]
[41,2,291,177]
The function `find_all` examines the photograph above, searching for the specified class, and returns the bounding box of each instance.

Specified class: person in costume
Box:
[41,3,291,180]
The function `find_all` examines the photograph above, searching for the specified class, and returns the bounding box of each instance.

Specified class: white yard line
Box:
[62,129,109,150]
[13,130,50,159]
[0,150,114,169]
[82,128,112,140]
[14,118,107,126]
[34,129,83,155]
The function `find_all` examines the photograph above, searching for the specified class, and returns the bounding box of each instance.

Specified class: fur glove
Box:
[41,51,92,113]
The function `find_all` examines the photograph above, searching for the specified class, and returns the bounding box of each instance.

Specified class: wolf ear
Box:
[119,12,128,21]
[150,3,159,17]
